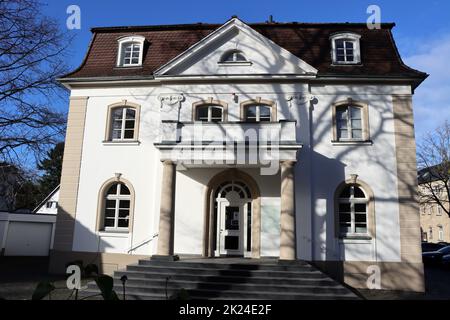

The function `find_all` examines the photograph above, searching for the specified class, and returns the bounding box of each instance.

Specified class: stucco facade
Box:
[49,18,427,292]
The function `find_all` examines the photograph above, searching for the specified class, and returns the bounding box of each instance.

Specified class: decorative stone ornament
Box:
[159,94,184,121]
[349,174,359,184]
[114,173,122,181]
[286,95,314,108]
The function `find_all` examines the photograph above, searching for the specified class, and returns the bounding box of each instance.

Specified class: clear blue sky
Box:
[42,0,450,138]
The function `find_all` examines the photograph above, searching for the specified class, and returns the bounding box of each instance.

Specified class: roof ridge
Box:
[90,21,396,32]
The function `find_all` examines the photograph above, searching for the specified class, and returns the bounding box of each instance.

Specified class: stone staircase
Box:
[84,258,359,300]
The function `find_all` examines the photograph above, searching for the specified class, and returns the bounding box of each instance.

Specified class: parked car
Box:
[421,242,446,253]
[422,245,450,265]
[442,254,450,268]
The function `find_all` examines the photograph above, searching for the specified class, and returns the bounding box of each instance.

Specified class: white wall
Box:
[173,168,280,256]
[70,82,410,263]
[307,84,411,262]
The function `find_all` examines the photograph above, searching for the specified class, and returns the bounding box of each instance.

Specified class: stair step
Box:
[139,259,311,271]
[112,278,350,294]
[112,284,356,300]
[114,270,335,285]
[99,259,358,300]
[126,264,323,278]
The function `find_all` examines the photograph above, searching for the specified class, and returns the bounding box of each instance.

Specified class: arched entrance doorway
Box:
[215,181,251,256]
[203,169,261,258]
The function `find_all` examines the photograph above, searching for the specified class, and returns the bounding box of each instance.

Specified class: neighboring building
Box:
[418,167,450,243]
[33,185,60,215]
[50,18,428,292]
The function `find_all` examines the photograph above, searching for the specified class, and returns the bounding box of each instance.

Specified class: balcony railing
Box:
[158,120,298,145]
[155,120,301,166]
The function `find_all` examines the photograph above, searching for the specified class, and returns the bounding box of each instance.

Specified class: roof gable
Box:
[154,18,317,76]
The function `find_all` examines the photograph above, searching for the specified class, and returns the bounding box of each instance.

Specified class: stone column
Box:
[154,160,177,260]
[280,161,297,261]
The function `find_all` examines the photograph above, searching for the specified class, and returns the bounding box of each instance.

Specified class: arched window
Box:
[117,36,145,67]
[337,184,370,237]
[195,105,224,122]
[244,105,272,122]
[330,33,361,65]
[221,50,247,63]
[332,100,369,142]
[103,182,131,231]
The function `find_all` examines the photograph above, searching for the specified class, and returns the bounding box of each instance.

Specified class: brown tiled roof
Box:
[63,22,427,85]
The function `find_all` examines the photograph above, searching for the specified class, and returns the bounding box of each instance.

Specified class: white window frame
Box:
[438,226,444,241]
[117,36,145,67]
[110,107,137,141]
[244,104,272,122]
[104,183,131,232]
[338,185,369,237]
[46,201,57,209]
[221,50,247,62]
[195,105,224,122]
[330,33,361,65]
[421,206,426,215]
[218,50,252,66]
[336,105,364,141]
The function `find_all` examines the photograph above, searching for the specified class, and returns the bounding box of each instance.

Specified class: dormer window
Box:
[117,36,145,67]
[330,33,361,65]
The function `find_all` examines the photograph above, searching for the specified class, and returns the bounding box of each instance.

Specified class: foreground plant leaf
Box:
[84,264,99,277]
[95,275,119,300]
[32,281,56,300]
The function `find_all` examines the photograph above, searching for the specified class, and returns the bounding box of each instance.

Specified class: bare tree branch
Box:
[0,0,72,168]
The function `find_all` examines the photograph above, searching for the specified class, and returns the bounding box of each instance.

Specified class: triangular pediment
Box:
[154,18,318,77]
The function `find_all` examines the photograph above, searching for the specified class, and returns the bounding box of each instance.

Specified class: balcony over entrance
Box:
[154,120,301,166]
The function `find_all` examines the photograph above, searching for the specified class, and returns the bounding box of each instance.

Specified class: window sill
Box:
[114,65,143,69]
[331,140,373,146]
[217,61,253,67]
[331,63,363,67]
[98,231,130,238]
[102,140,141,146]
[339,234,372,241]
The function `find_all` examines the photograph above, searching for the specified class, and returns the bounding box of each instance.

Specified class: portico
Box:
[153,161,298,261]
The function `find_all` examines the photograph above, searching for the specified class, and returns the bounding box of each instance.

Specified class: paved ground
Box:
[1,257,449,300]
[0,257,94,300]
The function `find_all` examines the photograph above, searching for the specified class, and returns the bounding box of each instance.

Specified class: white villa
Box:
[49,18,428,292]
